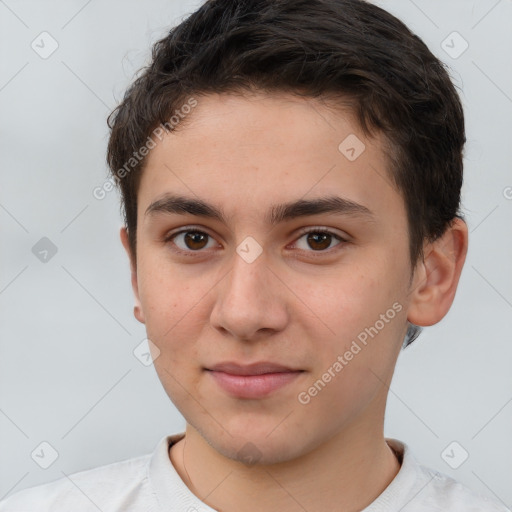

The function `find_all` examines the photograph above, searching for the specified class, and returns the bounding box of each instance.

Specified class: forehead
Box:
[137,92,405,228]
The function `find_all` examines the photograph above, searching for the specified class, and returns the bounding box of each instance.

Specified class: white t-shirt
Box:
[0,433,509,511]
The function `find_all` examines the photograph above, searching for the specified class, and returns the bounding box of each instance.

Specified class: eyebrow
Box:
[144,193,375,225]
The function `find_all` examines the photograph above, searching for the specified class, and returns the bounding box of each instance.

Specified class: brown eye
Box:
[166,230,217,252]
[183,232,209,250]
[294,228,346,252]
[306,232,332,251]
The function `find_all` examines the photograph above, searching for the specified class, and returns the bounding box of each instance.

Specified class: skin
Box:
[120,91,468,512]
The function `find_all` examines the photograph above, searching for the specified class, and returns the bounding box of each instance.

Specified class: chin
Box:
[198,419,313,467]
[220,436,301,466]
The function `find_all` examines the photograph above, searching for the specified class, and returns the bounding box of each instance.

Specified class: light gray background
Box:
[1,0,511,506]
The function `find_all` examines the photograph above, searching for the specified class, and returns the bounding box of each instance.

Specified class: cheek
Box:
[295,277,404,426]
[141,274,205,404]
[301,264,405,367]
[298,269,379,335]
[137,269,188,354]
[136,262,215,371]
[137,258,192,325]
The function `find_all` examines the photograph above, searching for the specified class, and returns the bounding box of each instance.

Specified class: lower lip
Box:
[207,370,303,399]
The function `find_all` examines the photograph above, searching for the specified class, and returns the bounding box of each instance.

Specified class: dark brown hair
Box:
[107,0,466,348]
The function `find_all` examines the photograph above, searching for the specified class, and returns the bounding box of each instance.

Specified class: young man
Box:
[1,0,509,510]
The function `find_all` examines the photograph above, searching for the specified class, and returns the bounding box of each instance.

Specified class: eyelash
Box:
[163,226,348,257]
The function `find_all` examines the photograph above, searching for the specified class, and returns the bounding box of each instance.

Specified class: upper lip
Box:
[207,362,302,376]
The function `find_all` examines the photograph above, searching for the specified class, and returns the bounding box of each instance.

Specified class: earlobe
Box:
[119,226,146,324]
[407,218,468,327]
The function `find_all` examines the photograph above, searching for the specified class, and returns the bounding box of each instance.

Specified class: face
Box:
[125,92,415,464]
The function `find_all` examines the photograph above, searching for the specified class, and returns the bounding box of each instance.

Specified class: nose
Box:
[209,250,289,342]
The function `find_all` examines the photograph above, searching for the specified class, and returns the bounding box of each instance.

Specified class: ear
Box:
[120,226,145,324]
[407,217,468,327]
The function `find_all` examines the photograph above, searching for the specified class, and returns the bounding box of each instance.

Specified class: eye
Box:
[292,227,347,253]
[164,228,218,253]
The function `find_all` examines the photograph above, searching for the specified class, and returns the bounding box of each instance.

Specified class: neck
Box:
[169,415,401,511]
